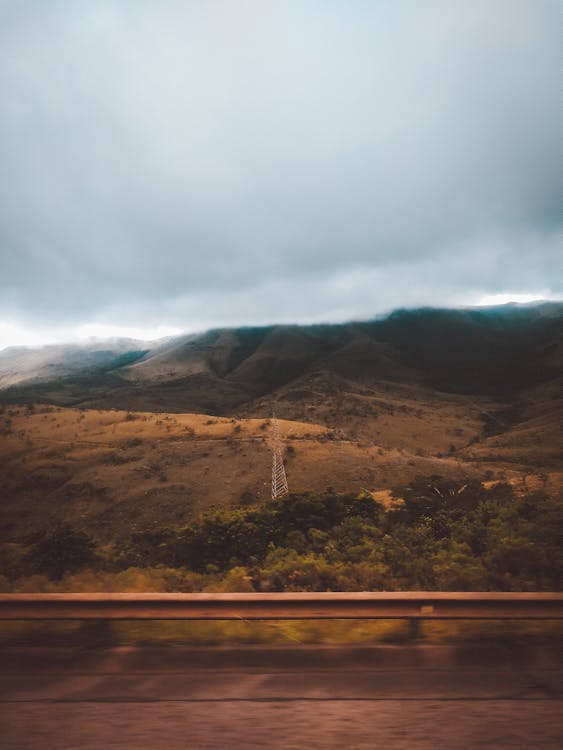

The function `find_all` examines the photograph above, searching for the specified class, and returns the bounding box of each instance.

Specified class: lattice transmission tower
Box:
[271,416,289,500]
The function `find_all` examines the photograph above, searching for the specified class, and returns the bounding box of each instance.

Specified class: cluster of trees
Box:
[10,479,563,591]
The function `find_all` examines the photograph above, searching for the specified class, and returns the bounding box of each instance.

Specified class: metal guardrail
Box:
[0,592,562,621]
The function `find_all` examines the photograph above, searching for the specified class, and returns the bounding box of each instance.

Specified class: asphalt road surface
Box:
[1,644,562,749]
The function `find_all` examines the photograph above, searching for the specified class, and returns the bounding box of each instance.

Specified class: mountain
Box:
[0,303,561,542]
[1,303,561,411]
[0,339,150,390]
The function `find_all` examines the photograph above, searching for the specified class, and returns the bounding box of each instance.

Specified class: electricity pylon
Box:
[271,416,289,500]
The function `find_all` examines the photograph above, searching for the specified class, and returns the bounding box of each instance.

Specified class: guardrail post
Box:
[408,618,422,641]
[81,619,113,646]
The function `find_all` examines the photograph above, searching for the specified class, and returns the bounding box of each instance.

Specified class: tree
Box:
[25,525,96,580]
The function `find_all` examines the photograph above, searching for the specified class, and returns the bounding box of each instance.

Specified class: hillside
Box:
[1,403,560,546]
[0,304,561,544]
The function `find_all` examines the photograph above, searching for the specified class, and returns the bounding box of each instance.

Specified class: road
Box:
[1,644,561,749]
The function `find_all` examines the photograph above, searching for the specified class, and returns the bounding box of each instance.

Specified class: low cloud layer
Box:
[0,0,560,344]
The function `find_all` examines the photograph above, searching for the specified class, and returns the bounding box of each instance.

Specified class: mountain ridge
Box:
[1,303,560,412]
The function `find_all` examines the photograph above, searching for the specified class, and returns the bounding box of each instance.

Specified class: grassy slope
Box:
[1,395,560,544]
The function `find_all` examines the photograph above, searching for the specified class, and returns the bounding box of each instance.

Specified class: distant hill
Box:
[0,340,150,390]
[1,303,561,412]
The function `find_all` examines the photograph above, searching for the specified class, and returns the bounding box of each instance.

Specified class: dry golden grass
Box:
[0,395,559,544]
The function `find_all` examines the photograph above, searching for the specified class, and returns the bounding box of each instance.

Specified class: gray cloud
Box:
[0,0,560,336]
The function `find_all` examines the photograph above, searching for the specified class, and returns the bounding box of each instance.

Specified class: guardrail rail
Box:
[1,592,562,621]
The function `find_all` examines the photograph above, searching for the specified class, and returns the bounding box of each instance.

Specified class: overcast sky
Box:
[0,0,561,349]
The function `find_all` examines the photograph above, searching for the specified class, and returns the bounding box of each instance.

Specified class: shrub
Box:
[24,525,97,581]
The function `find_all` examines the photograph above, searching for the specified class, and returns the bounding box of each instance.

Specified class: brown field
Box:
[1,392,560,544]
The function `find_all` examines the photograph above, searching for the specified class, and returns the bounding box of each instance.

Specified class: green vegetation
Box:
[2,478,561,593]
[22,524,97,581]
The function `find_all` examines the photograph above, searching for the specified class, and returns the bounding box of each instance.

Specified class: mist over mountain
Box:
[1,304,561,414]
[0,339,150,390]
